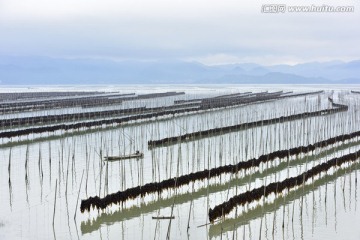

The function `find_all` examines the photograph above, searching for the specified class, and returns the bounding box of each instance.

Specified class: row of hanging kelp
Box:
[0,107,146,128]
[208,148,360,222]
[0,91,107,101]
[0,91,323,138]
[80,128,360,213]
[0,91,184,114]
[148,98,348,148]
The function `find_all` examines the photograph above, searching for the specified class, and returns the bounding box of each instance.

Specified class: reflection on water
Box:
[1,86,360,240]
[8,178,12,210]
[208,162,360,238]
[81,140,360,235]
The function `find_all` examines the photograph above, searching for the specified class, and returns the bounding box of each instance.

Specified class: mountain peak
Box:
[0,55,359,84]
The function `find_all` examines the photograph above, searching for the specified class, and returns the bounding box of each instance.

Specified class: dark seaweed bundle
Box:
[208,149,360,222]
[148,99,348,148]
[80,128,360,213]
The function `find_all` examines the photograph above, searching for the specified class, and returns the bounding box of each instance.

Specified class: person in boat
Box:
[135,150,140,154]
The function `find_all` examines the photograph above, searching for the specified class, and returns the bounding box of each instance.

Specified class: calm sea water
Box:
[1,84,360,240]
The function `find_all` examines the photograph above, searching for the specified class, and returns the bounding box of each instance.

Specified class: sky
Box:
[0,0,359,65]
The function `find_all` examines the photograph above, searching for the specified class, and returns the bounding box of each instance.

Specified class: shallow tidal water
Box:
[1,84,360,240]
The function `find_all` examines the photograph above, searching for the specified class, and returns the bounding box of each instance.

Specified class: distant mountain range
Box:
[0,56,359,84]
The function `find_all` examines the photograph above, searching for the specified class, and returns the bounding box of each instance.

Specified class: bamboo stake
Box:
[65,148,70,198]
[53,179,58,227]
[8,147,11,182]
[49,142,52,183]
[74,170,85,220]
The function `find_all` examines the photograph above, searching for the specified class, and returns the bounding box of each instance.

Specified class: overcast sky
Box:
[0,0,359,65]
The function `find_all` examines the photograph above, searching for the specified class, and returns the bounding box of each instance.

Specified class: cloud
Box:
[0,0,359,64]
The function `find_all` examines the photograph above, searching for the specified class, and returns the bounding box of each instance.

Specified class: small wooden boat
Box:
[104,151,144,161]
